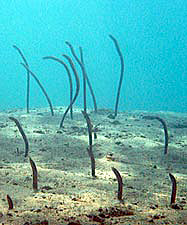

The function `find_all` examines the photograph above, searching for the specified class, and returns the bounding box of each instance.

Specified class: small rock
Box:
[33,130,45,134]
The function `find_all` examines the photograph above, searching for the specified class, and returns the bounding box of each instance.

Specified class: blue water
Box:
[0,0,187,112]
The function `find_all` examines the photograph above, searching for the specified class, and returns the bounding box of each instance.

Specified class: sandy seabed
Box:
[0,107,186,225]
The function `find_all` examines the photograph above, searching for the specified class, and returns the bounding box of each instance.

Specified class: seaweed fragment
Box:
[82,110,96,177]
[9,117,29,157]
[43,56,73,119]
[29,157,38,191]
[13,45,30,113]
[109,34,125,119]
[142,115,168,154]
[87,206,133,222]
[21,63,54,116]
[112,167,123,202]
[6,194,13,210]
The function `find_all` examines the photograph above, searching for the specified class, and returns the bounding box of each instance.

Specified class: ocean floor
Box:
[0,107,186,225]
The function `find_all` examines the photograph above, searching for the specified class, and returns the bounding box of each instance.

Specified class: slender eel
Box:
[93,123,100,140]
[112,167,123,201]
[79,47,84,63]
[82,110,96,177]
[59,55,80,128]
[43,56,73,119]
[29,157,38,191]
[79,46,97,112]
[142,115,168,154]
[9,117,29,157]
[66,41,86,112]
[7,194,13,210]
[13,45,30,113]
[169,173,177,205]
[109,35,125,118]
[66,41,97,113]
[21,63,54,116]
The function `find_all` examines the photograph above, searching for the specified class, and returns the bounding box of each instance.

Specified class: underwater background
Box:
[0,0,187,112]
